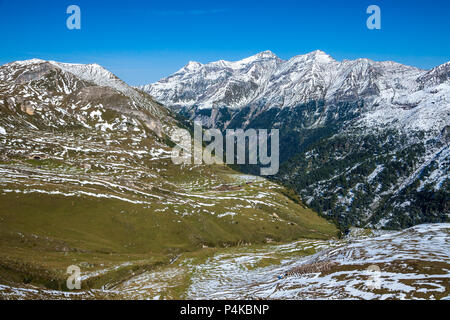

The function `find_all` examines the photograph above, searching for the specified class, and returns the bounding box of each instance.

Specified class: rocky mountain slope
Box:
[0,59,338,291]
[142,51,450,229]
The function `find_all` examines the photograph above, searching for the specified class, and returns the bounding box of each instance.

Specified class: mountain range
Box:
[141,50,449,229]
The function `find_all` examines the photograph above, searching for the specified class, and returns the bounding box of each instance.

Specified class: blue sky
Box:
[0,0,449,85]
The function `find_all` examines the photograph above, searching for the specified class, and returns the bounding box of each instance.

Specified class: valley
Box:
[0,59,337,296]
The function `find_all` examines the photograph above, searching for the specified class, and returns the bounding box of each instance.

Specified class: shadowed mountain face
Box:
[0,59,338,290]
[142,51,450,229]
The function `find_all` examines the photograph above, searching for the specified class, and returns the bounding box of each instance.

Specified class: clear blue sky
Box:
[0,0,449,85]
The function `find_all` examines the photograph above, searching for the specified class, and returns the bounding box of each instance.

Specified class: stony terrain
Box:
[1,223,448,300]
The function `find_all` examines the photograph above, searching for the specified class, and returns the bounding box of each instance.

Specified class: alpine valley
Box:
[0,58,338,297]
[0,55,448,300]
[142,50,450,230]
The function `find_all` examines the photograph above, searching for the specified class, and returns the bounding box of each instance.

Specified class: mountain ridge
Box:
[140,50,448,134]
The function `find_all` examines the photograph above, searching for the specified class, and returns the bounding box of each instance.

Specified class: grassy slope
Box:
[0,162,338,290]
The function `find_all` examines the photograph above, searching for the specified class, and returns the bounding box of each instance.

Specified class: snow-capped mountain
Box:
[142,50,449,132]
[0,58,177,137]
[142,51,449,229]
[142,50,283,110]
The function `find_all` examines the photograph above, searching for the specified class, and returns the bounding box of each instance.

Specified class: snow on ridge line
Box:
[3,58,47,67]
[177,50,335,74]
[142,50,449,133]
[2,58,107,73]
[47,61,145,100]
[1,58,138,98]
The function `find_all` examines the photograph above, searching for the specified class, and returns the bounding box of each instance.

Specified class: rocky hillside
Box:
[0,59,337,290]
[142,51,450,229]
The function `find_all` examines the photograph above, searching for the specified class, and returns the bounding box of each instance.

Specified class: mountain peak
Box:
[0,59,140,99]
[255,50,278,59]
[310,49,328,55]
[182,61,203,72]
[244,50,279,62]
[7,58,47,67]
[304,50,335,62]
[233,50,280,67]
[287,50,335,65]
